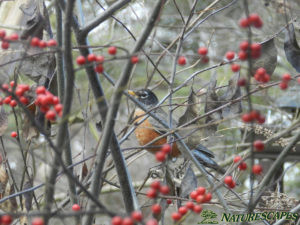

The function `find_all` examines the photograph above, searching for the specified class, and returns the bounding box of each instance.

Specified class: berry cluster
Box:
[146,180,170,199]
[239,13,263,29]
[279,73,292,90]
[34,86,63,121]
[30,37,57,48]
[111,211,150,225]
[241,110,265,124]
[224,175,236,189]
[1,82,30,107]
[155,144,172,162]
[252,164,263,175]
[233,156,247,171]
[254,67,270,83]
[0,30,18,50]
[177,46,209,66]
[189,186,212,204]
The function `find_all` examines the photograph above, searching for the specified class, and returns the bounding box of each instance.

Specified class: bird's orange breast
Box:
[133,109,180,157]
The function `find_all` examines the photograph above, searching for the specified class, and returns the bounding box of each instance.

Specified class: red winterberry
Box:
[10,100,17,107]
[204,193,212,202]
[201,56,210,64]
[10,81,15,87]
[190,190,198,200]
[256,68,266,76]
[224,176,234,186]
[0,29,6,39]
[54,104,63,113]
[160,185,170,195]
[166,199,172,204]
[9,33,18,41]
[239,41,249,51]
[1,215,12,225]
[171,212,182,221]
[239,18,250,28]
[238,162,247,171]
[146,188,157,199]
[151,203,161,214]
[231,63,241,72]
[238,51,248,60]
[233,156,242,163]
[36,86,46,94]
[241,113,252,123]
[30,37,40,47]
[87,53,96,62]
[122,217,134,225]
[297,77,300,84]
[161,144,172,154]
[228,180,236,189]
[155,151,166,162]
[177,56,186,65]
[252,164,263,175]
[282,73,291,82]
[251,43,261,52]
[96,55,105,63]
[279,81,288,90]
[95,64,104,73]
[238,78,247,87]
[249,14,263,28]
[198,47,208,56]
[178,206,188,215]
[185,201,194,210]
[111,216,123,225]
[52,96,60,105]
[2,83,9,90]
[20,96,29,105]
[131,56,139,64]
[193,204,203,213]
[225,51,235,60]
[45,110,56,121]
[196,186,206,195]
[146,219,158,225]
[254,140,264,151]
[38,40,47,48]
[250,110,260,120]
[3,96,11,104]
[1,41,9,49]
[76,55,86,65]
[32,217,44,225]
[131,211,143,222]
[150,180,161,190]
[72,204,80,211]
[108,46,117,55]
[11,132,17,138]
[47,39,57,47]
[196,194,205,203]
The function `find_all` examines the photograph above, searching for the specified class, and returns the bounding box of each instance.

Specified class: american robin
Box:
[128,89,225,174]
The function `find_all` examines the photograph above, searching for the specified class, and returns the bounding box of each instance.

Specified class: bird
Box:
[128,89,225,174]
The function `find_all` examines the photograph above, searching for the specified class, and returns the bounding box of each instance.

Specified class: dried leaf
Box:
[284,23,300,72]
[178,89,198,126]
[81,162,88,180]
[220,73,242,118]
[179,164,197,198]
[23,180,33,211]
[251,38,277,75]
[0,107,8,136]
[0,164,8,197]
[9,185,18,211]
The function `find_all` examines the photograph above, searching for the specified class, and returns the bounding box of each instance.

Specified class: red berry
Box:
[155,151,166,162]
[15,88,24,96]
[1,215,12,225]
[178,206,188,215]
[0,98,2,105]
[282,73,291,82]
[122,217,134,225]
[47,39,57,47]
[224,176,233,186]
[238,162,247,170]
[40,105,50,113]
[150,180,161,190]
[96,55,105,63]
[239,18,250,28]
[161,144,171,154]
[20,96,29,105]
[10,100,17,107]
[238,51,248,60]
[131,211,143,222]
[185,201,194,210]
[251,50,261,59]
[231,63,240,72]
[9,33,18,40]
[196,194,205,203]
[0,29,6,39]
[253,18,263,28]
[241,113,252,123]
[111,216,123,225]
[225,51,235,60]
[166,199,172,204]
[3,96,11,104]
[151,203,161,214]
[233,156,242,163]
[32,218,44,225]
[45,110,56,121]
[238,78,247,87]
[177,56,186,65]
[131,56,139,64]
[11,132,17,138]
[87,54,96,62]
[279,81,288,90]
[201,56,209,64]
[159,185,170,195]
[146,188,157,199]
[76,55,86,65]
[31,37,40,47]
[95,64,104,73]
[256,67,266,76]
[10,81,15,87]
[204,192,212,202]
[228,180,236,189]
[1,41,9,49]
[146,219,158,225]
[190,190,198,200]
[198,47,208,56]
[54,104,63,113]
[193,204,203,213]
[72,204,80,211]
[108,46,117,55]
[250,110,260,120]
[239,41,249,51]
[196,186,206,195]
[254,140,264,151]
[248,14,260,24]
[52,96,60,104]
[251,43,261,52]
[171,212,182,221]
[252,164,263,175]
[38,40,47,48]
[2,83,9,90]
[297,77,300,84]
[36,86,46,94]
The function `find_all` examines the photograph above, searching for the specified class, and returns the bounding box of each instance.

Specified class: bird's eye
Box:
[140,93,148,98]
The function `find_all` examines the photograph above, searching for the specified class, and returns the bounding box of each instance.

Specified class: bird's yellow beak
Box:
[128,90,137,97]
